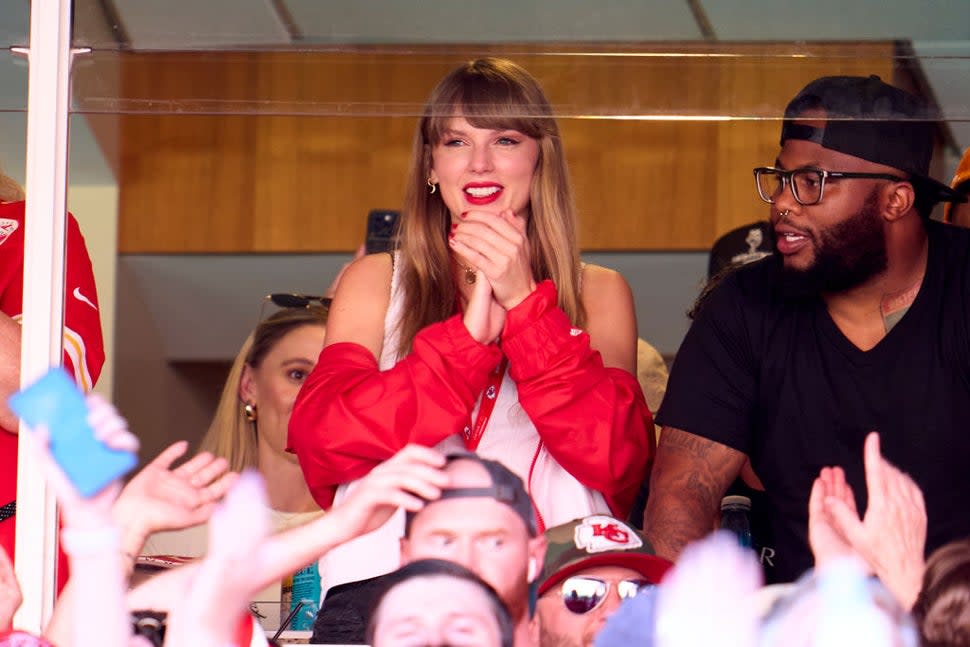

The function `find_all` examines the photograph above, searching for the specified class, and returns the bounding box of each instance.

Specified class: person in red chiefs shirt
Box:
[0,183,105,592]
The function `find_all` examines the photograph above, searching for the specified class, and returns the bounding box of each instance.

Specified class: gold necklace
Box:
[455,258,477,285]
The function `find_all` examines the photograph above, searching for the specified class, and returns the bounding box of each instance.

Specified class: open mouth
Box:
[463,183,503,205]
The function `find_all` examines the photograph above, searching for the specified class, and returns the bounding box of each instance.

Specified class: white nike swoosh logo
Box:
[73,287,98,311]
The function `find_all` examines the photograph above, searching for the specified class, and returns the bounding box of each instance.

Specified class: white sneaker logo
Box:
[72,287,97,311]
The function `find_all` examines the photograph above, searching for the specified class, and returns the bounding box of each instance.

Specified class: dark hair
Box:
[403,454,538,537]
[366,559,514,647]
[913,538,970,647]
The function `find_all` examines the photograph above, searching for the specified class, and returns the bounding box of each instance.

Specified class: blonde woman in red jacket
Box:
[288,58,653,591]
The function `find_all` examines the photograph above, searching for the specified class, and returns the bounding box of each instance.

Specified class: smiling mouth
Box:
[465,186,501,198]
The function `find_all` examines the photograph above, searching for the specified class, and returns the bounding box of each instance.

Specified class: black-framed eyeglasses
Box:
[558,576,654,615]
[257,293,331,324]
[753,166,906,206]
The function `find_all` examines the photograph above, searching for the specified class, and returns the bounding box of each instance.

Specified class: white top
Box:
[318,255,608,595]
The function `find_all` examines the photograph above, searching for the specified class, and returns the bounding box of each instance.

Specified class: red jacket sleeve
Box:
[500,280,654,518]
[288,313,503,508]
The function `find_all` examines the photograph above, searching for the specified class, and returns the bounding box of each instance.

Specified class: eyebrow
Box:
[280,358,315,367]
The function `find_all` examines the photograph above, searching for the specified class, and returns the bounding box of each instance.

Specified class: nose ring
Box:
[779,209,791,218]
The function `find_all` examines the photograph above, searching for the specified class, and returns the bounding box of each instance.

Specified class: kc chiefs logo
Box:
[573,515,643,554]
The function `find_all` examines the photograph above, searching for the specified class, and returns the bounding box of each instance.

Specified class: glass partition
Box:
[55,2,970,459]
[8,1,970,634]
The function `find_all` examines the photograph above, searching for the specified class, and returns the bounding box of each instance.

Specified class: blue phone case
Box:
[8,368,137,497]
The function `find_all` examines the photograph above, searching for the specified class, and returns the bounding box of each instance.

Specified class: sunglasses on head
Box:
[559,575,654,615]
[265,293,332,309]
[257,293,331,325]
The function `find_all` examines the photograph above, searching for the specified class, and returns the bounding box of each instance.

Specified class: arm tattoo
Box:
[643,428,745,562]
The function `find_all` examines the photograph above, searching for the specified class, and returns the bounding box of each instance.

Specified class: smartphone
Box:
[365,210,400,254]
[9,368,137,497]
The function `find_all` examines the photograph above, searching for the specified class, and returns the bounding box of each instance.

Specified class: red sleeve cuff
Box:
[501,280,590,383]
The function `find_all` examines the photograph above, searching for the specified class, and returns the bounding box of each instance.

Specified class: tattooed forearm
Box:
[643,427,746,561]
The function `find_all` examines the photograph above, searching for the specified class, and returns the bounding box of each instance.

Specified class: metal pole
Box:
[14,0,74,631]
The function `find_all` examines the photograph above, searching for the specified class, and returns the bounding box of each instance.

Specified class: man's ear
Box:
[884,181,916,222]
[527,534,547,584]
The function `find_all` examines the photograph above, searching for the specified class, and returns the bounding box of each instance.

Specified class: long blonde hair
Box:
[199,305,328,472]
[395,57,584,357]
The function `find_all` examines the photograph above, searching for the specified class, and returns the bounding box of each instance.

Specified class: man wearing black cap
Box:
[313,452,546,646]
[644,75,970,584]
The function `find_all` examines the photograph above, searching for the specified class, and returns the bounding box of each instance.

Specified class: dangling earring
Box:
[427,177,437,194]
[244,402,258,423]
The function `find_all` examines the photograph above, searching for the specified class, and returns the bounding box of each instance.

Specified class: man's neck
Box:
[823,225,928,350]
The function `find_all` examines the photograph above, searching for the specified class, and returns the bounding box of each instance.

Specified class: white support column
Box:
[14,0,74,632]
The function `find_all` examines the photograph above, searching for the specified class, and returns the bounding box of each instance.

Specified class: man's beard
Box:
[538,618,584,647]
[778,189,888,297]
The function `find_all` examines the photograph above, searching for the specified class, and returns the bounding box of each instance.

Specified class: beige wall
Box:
[68,183,118,400]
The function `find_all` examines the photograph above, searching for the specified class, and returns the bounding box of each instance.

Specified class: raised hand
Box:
[112,441,238,558]
[808,465,860,567]
[164,470,269,647]
[27,393,138,529]
[326,444,449,541]
[450,209,537,310]
[824,432,927,609]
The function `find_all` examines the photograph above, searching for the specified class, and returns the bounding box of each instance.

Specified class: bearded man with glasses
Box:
[535,515,670,647]
[644,75,970,585]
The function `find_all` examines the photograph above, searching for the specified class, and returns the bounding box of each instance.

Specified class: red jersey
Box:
[0,201,105,592]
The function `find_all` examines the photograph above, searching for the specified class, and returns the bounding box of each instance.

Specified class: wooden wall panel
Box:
[95,42,908,253]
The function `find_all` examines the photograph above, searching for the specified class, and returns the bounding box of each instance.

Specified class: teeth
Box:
[783,233,806,241]
[465,186,501,198]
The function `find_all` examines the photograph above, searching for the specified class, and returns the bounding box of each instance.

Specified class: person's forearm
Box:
[501,280,653,517]
[0,313,22,431]
[642,428,743,562]
[58,527,131,647]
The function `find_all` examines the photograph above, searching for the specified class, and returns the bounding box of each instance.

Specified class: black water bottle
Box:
[719,495,753,549]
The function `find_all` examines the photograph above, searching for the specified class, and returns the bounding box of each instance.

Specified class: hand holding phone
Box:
[9,368,137,497]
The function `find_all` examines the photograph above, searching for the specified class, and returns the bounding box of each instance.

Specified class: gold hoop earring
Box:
[244,403,258,423]
[427,177,437,194]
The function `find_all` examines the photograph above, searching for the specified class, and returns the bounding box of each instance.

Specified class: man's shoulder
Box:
[693,256,781,321]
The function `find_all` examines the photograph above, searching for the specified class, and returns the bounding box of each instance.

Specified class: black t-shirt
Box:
[657,220,970,583]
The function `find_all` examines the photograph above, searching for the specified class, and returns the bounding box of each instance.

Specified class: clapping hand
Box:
[451,209,536,310]
[811,432,927,609]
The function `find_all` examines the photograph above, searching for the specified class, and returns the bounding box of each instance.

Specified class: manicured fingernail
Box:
[460,211,468,219]
[448,231,455,239]
[451,223,458,230]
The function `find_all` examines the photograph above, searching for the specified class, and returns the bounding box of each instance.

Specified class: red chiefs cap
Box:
[537,515,672,597]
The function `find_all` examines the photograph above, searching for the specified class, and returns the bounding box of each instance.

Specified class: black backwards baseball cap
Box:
[404,453,538,537]
[781,75,966,205]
